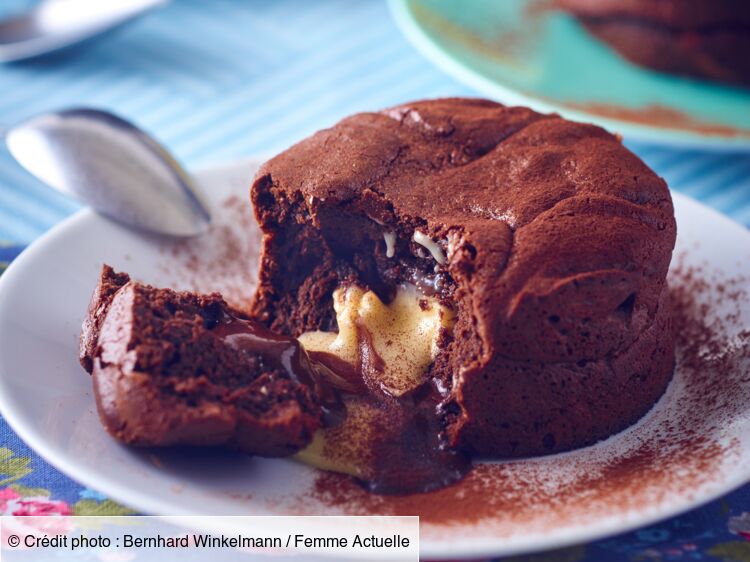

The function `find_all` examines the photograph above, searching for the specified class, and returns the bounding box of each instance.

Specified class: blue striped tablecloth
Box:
[0,1,748,561]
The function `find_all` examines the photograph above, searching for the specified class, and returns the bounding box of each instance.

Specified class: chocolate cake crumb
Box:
[81,266,322,457]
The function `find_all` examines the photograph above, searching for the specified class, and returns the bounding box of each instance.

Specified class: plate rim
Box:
[0,158,749,559]
[388,0,750,152]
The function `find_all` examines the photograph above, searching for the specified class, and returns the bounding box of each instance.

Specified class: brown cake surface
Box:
[556,0,750,85]
[80,266,322,457]
[250,97,677,457]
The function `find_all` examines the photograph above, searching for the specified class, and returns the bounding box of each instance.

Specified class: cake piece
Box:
[80,266,322,457]
[81,267,468,493]
[555,0,750,85]
[250,97,677,457]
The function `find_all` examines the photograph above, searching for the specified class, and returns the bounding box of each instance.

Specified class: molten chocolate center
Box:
[295,285,469,494]
[213,290,469,494]
[212,312,344,426]
[211,293,468,495]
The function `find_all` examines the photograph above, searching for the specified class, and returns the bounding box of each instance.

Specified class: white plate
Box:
[0,158,748,559]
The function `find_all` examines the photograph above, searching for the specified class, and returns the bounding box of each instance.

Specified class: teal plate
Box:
[390,0,750,151]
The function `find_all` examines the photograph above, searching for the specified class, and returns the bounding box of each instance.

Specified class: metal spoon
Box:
[0,0,168,63]
[4,108,211,237]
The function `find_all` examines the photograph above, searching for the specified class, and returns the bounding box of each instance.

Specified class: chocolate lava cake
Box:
[250,98,676,458]
[555,0,750,85]
[81,98,677,493]
[80,266,321,456]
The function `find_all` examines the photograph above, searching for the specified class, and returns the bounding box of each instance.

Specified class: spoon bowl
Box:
[0,0,168,63]
[5,108,211,237]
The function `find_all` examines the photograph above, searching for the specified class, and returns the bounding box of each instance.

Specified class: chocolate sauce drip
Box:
[356,325,390,397]
[361,386,470,495]
[326,324,469,495]
[406,266,452,302]
[306,351,367,395]
[212,310,469,495]
[212,312,344,425]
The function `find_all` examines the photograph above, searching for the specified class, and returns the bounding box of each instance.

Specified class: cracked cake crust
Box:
[250,97,677,457]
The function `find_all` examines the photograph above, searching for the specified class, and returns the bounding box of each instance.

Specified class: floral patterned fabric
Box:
[0,244,748,562]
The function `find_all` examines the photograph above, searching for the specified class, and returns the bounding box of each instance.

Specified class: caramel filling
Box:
[299,285,454,397]
[294,285,466,494]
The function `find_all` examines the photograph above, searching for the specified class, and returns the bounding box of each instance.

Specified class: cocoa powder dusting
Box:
[556,103,750,138]
[158,195,261,313]
[260,253,749,538]
[410,0,542,65]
